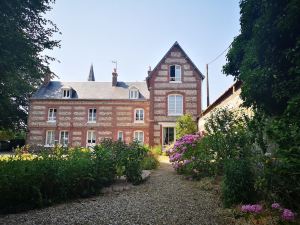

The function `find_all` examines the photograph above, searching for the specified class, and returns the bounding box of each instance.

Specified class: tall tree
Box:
[223,0,300,116]
[0,0,60,130]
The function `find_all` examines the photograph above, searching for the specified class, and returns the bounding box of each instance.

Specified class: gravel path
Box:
[0,157,223,225]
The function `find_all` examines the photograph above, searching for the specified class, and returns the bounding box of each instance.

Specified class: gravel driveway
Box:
[0,157,223,225]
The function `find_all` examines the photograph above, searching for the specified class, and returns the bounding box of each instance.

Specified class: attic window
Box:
[62,86,72,99]
[129,87,139,99]
[170,65,181,82]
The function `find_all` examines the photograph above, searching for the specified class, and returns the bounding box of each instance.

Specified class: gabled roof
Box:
[32,81,149,100]
[146,41,205,88]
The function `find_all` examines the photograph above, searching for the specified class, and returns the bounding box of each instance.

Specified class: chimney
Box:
[112,68,118,86]
[147,66,152,75]
[43,72,51,86]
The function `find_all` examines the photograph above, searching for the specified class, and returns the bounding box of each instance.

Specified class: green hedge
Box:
[0,140,148,214]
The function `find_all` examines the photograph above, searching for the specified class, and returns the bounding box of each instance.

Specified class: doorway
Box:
[163,127,175,145]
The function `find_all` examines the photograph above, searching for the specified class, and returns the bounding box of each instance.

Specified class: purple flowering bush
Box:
[239,202,298,224]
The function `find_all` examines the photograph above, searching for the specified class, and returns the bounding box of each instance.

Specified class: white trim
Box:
[162,126,176,146]
[168,94,183,116]
[88,108,97,122]
[169,64,182,82]
[134,108,144,123]
[62,88,72,99]
[86,130,96,147]
[45,130,55,147]
[117,131,124,141]
[129,89,139,99]
[59,130,69,147]
[133,130,144,144]
[47,108,57,122]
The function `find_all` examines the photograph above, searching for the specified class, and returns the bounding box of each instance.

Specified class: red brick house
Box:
[27,42,204,148]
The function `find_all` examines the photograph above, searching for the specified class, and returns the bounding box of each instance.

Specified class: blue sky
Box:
[45,0,240,108]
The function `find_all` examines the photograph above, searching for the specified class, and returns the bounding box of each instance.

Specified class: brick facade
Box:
[27,42,203,147]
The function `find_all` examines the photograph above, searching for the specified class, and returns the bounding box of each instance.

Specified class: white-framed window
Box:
[62,89,71,98]
[45,130,55,147]
[117,131,124,141]
[170,65,181,82]
[48,108,57,122]
[134,131,144,144]
[168,94,183,116]
[129,89,139,99]
[134,108,144,122]
[87,130,96,147]
[88,108,96,122]
[59,131,69,147]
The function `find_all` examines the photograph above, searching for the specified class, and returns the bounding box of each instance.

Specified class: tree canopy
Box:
[223,0,300,116]
[0,0,60,130]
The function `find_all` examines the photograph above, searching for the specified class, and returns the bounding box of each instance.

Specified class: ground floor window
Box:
[45,130,55,146]
[118,131,123,141]
[59,131,69,147]
[134,131,144,144]
[87,130,96,147]
[163,127,175,145]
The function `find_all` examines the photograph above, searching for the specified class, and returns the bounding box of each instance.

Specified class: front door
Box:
[163,127,175,145]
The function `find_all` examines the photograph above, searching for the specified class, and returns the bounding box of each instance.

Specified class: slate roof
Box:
[32,81,149,100]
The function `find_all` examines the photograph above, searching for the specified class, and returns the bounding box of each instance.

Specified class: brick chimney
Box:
[112,68,118,86]
[43,72,51,86]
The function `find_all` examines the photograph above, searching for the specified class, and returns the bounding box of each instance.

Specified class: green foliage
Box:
[0,139,149,214]
[141,154,159,170]
[223,0,300,116]
[222,159,257,207]
[150,145,162,156]
[0,0,60,130]
[204,108,252,174]
[176,114,197,139]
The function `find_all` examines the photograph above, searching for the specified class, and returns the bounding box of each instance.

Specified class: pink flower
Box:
[281,209,295,221]
[271,203,281,209]
[241,204,263,213]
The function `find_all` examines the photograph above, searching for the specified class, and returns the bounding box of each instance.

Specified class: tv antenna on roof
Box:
[111,60,118,71]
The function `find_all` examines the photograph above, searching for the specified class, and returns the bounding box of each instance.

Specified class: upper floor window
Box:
[129,87,139,99]
[170,65,181,82]
[168,94,183,116]
[48,108,57,121]
[88,108,96,122]
[59,131,69,147]
[45,130,55,147]
[87,130,96,147]
[134,108,144,122]
[134,131,144,144]
[118,131,124,141]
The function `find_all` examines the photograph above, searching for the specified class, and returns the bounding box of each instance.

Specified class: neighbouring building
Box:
[197,80,244,131]
[27,42,204,148]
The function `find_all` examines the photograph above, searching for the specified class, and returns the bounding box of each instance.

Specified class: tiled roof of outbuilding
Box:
[32,81,149,100]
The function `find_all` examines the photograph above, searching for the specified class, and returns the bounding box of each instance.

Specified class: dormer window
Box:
[129,87,139,99]
[62,86,72,99]
[170,65,181,82]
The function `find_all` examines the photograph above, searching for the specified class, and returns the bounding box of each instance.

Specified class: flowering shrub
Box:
[167,134,201,172]
[240,202,297,224]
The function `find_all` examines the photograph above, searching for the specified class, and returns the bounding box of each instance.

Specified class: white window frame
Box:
[134,108,144,123]
[86,130,96,147]
[88,108,97,123]
[62,89,71,99]
[169,65,181,82]
[59,131,69,147]
[168,94,183,116]
[47,108,57,122]
[117,131,124,141]
[134,131,144,144]
[129,89,139,99]
[45,130,55,147]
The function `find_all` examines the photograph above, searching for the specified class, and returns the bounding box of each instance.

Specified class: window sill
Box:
[87,121,96,123]
[169,81,182,83]
[44,145,54,148]
[168,114,183,116]
[47,120,56,123]
[134,120,144,123]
